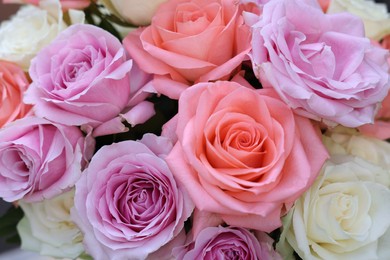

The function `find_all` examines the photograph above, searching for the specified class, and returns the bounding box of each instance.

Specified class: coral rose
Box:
[0,60,31,127]
[250,0,390,127]
[165,80,328,232]
[124,0,251,99]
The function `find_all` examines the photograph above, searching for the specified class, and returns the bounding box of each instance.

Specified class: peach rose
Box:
[124,0,251,99]
[165,80,328,232]
[0,60,31,127]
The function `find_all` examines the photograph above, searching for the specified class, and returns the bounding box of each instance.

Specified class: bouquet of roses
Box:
[0,0,390,259]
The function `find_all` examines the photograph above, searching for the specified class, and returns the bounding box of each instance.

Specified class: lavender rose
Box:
[174,226,282,260]
[72,134,194,260]
[249,0,389,127]
[0,116,92,202]
[24,24,155,136]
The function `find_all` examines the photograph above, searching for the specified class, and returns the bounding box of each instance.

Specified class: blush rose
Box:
[165,80,328,232]
[250,0,390,127]
[123,0,251,99]
[72,134,193,260]
[0,116,93,202]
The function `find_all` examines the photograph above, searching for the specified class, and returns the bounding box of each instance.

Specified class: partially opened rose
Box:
[24,24,155,136]
[166,80,328,232]
[174,226,282,259]
[124,0,251,99]
[277,156,390,260]
[0,60,31,127]
[0,116,93,202]
[250,0,390,127]
[72,134,193,260]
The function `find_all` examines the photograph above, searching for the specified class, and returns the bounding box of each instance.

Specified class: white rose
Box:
[17,190,84,259]
[327,0,390,40]
[0,0,84,71]
[277,156,390,260]
[101,0,168,26]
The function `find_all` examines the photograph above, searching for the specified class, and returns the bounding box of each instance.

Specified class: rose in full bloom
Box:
[124,0,251,99]
[17,189,84,259]
[250,0,390,127]
[3,0,91,10]
[277,156,390,260]
[166,80,328,232]
[0,116,93,202]
[0,0,84,70]
[327,0,390,40]
[72,134,194,260]
[0,60,31,127]
[24,24,155,137]
[174,226,282,259]
[101,0,168,26]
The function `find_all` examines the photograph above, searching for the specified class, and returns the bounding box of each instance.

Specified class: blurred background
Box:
[0,2,19,22]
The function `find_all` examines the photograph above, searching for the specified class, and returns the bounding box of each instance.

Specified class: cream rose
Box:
[323,126,390,173]
[0,0,84,70]
[17,190,84,259]
[277,156,390,260]
[327,0,390,40]
[101,0,167,26]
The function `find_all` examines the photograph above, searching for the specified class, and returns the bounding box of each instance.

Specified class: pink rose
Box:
[72,134,194,260]
[24,24,155,137]
[0,60,31,128]
[123,0,251,99]
[0,116,93,202]
[250,0,389,127]
[359,37,390,139]
[165,80,328,232]
[3,0,91,10]
[174,226,282,259]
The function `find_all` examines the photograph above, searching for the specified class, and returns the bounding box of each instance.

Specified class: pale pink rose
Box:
[165,81,328,232]
[72,134,194,260]
[0,116,93,203]
[250,0,390,127]
[24,24,155,137]
[174,226,282,259]
[123,0,251,99]
[0,60,31,128]
[3,0,91,10]
[359,36,390,139]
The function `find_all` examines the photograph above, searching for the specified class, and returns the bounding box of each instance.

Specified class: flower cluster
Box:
[0,0,390,259]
